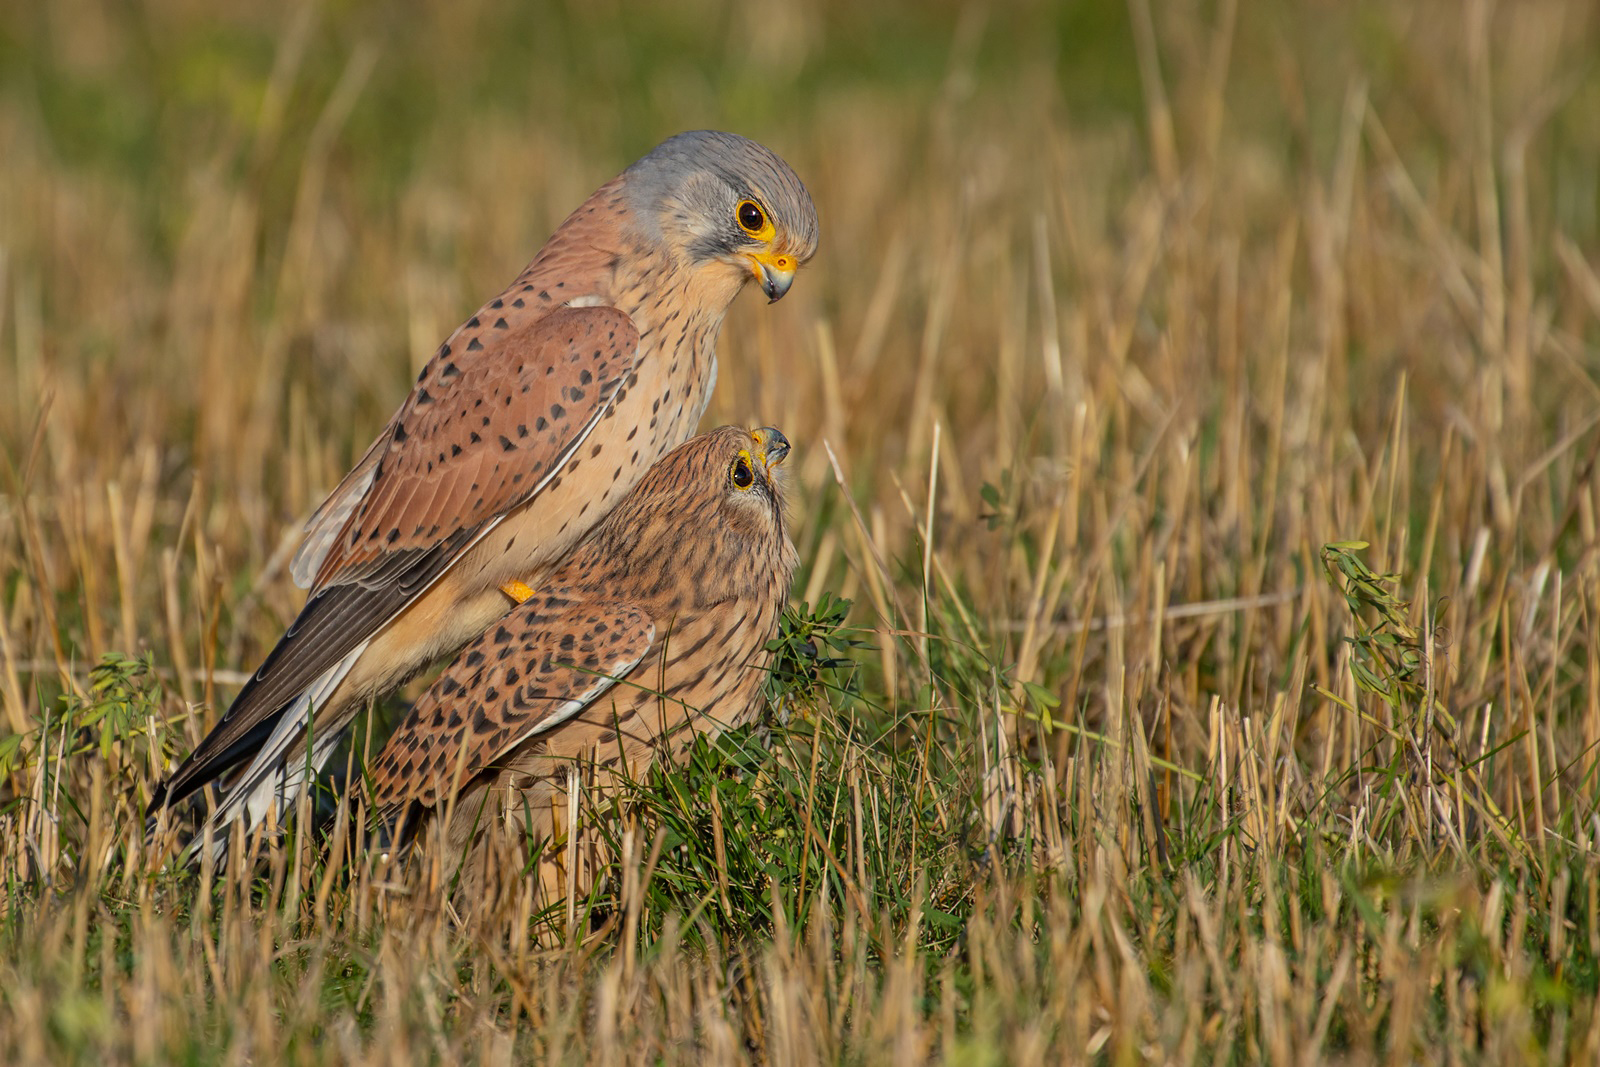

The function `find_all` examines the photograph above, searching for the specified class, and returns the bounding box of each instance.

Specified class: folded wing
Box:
[149,305,639,814]
[366,596,656,822]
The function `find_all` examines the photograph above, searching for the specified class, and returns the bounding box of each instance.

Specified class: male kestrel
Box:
[148,132,818,849]
[365,425,797,882]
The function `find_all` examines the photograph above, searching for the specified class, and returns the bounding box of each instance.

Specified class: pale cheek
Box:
[722,498,774,539]
[682,264,750,309]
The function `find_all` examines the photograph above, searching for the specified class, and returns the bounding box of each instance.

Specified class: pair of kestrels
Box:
[147,131,819,879]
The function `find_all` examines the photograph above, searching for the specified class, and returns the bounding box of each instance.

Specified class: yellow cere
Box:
[757,250,794,269]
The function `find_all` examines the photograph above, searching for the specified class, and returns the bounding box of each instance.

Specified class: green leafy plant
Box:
[763,592,867,712]
[1318,541,1432,715]
[0,651,168,798]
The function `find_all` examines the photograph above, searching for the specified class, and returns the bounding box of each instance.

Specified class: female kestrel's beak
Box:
[751,427,791,471]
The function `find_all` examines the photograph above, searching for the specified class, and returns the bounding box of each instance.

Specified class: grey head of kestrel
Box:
[364,424,799,875]
[146,133,816,861]
[622,130,820,302]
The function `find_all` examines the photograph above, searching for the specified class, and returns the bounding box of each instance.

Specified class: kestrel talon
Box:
[364,425,798,876]
[147,132,818,852]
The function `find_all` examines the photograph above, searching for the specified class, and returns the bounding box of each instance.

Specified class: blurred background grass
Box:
[8,0,1599,679]
[5,0,1600,1062]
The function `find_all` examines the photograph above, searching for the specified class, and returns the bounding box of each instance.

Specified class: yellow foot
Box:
[500,579,536,604]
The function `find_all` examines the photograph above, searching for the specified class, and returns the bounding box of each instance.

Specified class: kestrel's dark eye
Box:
[736,199,767,235]
[731,452,755,489]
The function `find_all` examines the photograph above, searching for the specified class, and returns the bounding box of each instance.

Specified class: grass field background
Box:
[4,0,1600,1062]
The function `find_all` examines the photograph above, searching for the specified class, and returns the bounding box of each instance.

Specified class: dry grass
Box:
[3,0,1600,1062]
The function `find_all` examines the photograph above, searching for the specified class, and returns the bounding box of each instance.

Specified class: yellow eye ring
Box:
[735,199,773,240]
[730,450,756,490]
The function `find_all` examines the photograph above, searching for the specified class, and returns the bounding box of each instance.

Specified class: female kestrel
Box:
[148,132,818,850]
[364,425,797,890]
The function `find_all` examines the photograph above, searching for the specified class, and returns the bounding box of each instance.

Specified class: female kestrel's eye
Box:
[731,453,755,489]
[736,200,767,235]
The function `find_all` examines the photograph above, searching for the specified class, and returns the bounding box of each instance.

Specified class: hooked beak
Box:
[746,251,798,303]
[751,426,791,471]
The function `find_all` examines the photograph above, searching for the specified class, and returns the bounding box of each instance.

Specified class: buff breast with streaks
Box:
[146,132,818,855]
[364,425,798,875]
